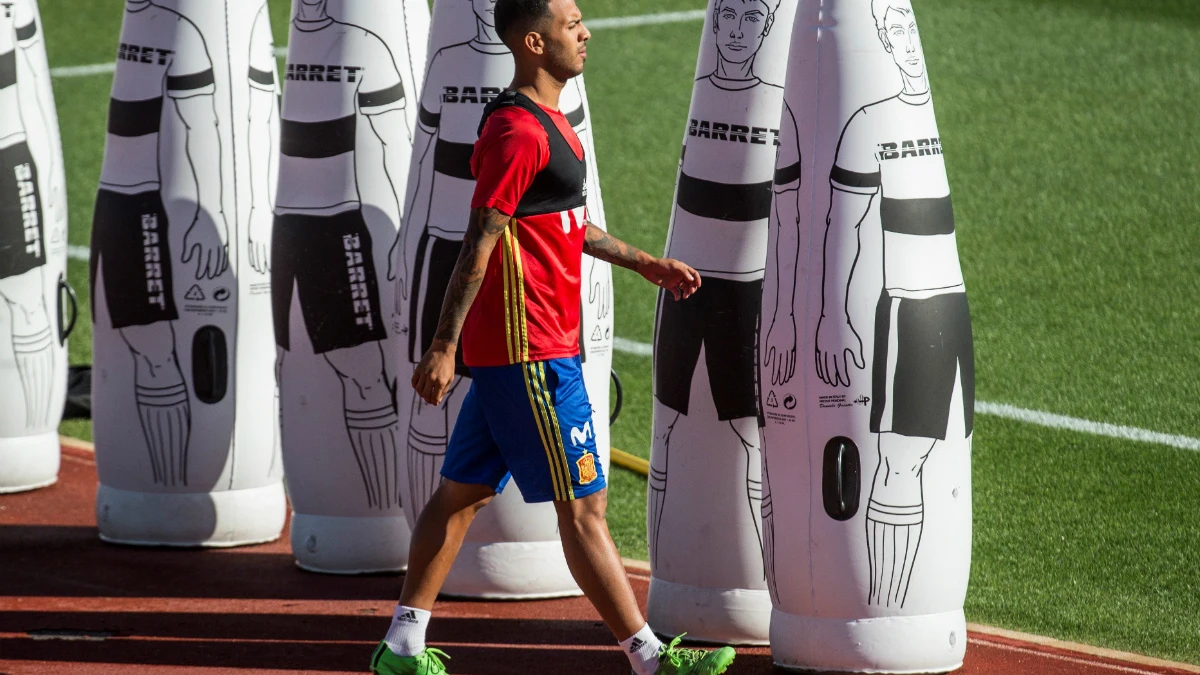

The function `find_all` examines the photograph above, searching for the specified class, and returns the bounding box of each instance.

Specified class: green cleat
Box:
[653,634,736,675]
[370,641,450,675]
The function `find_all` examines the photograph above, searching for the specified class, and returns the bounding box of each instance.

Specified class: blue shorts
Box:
[441,356,606,503]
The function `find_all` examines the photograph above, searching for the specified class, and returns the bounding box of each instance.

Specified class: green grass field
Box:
[39,0,1200,665]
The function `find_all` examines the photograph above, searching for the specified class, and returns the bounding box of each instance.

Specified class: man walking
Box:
[369,0,738,672]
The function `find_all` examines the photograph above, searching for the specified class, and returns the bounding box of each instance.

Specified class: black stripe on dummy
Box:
[676,172,772,222]
[433,139,475,180]
[419,105,440,128]
[248,67,274,86]
[774,161,801,187]
[0,50,14,89]
[167,69,215,93]
[478,90,586,218]
[280,114,356,158]
[358,81,405,109]
[565,105,585,127]
[830,165,881,190]
[15,20,37,42]
[107,97,164,137]
[880,196,955,236]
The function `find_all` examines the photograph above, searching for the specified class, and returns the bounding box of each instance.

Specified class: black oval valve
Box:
[822,436,861,521]
[192,325,228,404]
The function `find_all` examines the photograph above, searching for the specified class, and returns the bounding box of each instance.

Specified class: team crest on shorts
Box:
[576,453,598,485]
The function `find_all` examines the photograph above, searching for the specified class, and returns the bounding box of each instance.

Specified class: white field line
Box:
[48,9,706,80]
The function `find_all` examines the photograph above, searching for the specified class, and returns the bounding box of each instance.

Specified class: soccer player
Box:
[368,0,737,673]
[91,0,228,487]
[0,0,56,431]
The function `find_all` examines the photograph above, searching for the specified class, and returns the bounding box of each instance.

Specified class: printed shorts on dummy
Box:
[90,188,179,328]
[441,356,606,503]
[654,277,763,423]
[870,290,975,440]
[0,141,45,279]
[408,230,468,376]
[271,208,386,354]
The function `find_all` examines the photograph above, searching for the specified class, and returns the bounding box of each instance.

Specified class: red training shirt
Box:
[462,102,588,367]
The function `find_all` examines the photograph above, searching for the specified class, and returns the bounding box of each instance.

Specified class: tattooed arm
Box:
[411,207,510,405]
[583,222,702,301]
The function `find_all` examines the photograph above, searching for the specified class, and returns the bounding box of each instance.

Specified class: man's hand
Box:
[814,312,865,387]
[588,258,611,319]
[182,210,229,279]
[765,313,797,386]
[639,257,700,301]
[412,339,457,405]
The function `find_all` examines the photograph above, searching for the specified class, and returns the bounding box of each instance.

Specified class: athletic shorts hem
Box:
[518,475,607,504]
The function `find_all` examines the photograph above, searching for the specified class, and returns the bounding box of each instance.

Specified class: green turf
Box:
[29,0,1200,664]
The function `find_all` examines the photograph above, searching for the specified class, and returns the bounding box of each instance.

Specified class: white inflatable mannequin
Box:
[0,0,70,494]
[91,0,285,546]
[275,0,429,573]
[390,0,612,598]
[646,0,797,644]
[759,0,973,670]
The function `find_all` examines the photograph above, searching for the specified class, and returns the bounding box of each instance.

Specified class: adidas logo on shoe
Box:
[398,610,419,623]
[629,637,646,653]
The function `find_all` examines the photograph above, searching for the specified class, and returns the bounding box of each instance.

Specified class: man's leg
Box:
[120,321,190,486]
[556,488,645,639]
[865,433,936,607]
[0,270,54,429]
[325,342,401,510]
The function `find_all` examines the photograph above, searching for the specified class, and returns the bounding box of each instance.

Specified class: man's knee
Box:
[555,489,610,534]
[434,479,496,516]
[120,322,176,360]
[324,342,386,383]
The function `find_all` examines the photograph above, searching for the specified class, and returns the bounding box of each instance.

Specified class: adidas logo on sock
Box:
[629,637,646,653]
[398,610,419,624]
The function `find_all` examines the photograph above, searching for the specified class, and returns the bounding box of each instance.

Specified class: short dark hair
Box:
[494,0,553,49]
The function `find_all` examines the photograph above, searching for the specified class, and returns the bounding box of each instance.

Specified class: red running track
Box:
[1,445,1196,675]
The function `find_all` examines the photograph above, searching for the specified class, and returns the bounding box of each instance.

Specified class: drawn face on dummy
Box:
[473,0,498,28]
[711,0,774,70]
[874,0,925,81]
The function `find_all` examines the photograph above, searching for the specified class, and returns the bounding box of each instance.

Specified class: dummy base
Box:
[291,512,411,574]
[770,607,966,673]
[0,431,59,494]
[647,575,771,645]
[96,481,286,547]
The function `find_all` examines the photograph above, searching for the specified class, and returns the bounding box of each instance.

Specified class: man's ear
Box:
[877,28,892,53]
[712,6,720,33]
[763,12,775,37]
[523,31,545,55]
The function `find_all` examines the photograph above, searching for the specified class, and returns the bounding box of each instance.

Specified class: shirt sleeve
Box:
[247,6,276,92]
[829,107,881,194]
[358,31,406,115]
[417,50,443,130]
[14,0,38,45]
[470,108,549,215]
[773,101,801,192]
[166,16,216,98]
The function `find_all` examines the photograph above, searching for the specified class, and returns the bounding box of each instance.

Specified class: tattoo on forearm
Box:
[432,208,510,344]
[583,222,647,270]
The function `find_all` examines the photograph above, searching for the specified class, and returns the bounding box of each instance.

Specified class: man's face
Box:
[472,0,497,27]
[879,6,924,79]
[539,0,590,79]
[712,0,773,66]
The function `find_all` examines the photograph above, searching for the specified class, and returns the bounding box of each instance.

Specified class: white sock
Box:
[383,605,431,657]
[620,624,663,675]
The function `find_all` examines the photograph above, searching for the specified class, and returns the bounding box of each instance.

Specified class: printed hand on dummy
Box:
[814,311,864,387]
[182,208,230,279]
